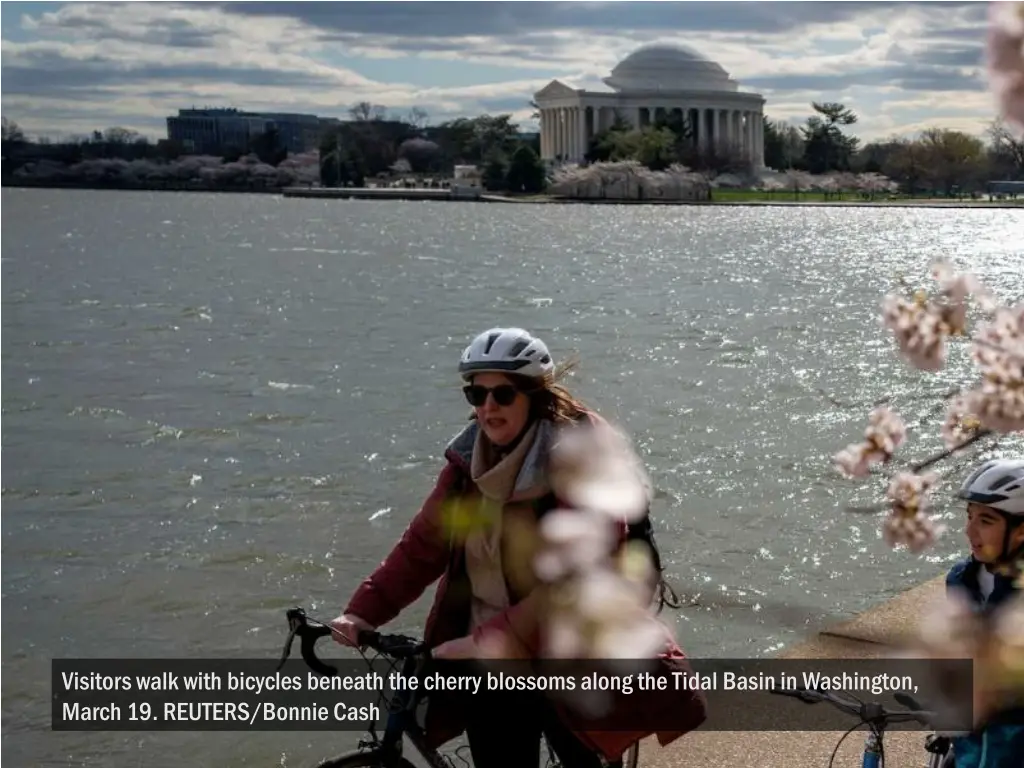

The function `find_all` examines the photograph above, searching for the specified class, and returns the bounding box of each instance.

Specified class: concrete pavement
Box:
[637,576,948,768]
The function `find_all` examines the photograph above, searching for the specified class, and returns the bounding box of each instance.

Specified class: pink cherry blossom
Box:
[833,406,907,478]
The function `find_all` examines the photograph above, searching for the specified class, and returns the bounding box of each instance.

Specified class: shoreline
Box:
[4,181,1022,208]
[645,575,949,768]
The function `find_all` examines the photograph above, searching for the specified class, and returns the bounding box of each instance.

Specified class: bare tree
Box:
[987,118,1024,177]
[104,127,142,144]
[349,102,388,122]
[2,116,25,142]
[349,102,371,121]
[405,107,429,128]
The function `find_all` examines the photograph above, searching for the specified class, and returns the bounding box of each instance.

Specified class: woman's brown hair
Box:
[514,354,588,424]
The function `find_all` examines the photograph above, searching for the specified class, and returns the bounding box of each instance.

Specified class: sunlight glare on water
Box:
[2,189,1022,766]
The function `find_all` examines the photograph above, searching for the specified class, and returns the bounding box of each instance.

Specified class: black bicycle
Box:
[278,608,641,768]
[769,685,953,768]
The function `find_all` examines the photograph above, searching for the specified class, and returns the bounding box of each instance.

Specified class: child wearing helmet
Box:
[943,458,1024,768]
[945,458,1024,610]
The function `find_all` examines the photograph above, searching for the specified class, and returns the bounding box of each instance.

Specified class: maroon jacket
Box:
[344,415,707,761]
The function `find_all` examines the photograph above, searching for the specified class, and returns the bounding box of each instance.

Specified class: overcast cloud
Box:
[0,1,1004,143]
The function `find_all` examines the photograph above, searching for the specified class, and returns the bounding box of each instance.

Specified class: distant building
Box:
[988,180,1024,197]
[166,108,336,154]
[534,43,766,167]
[258,112,328,154]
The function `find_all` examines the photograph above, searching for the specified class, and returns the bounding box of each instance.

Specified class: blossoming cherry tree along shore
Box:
[832,249,1023,729]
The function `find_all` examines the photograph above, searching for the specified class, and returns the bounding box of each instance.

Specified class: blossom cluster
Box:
[835,258,1023,553]
[539,423,669,664]
[834,253,1022,721]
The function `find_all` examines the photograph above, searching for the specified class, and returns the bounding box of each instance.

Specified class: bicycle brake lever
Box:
[281,607,338,677]
[299,622,338,677]
[277,623,298,672]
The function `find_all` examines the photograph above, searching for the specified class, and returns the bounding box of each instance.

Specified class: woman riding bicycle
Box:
[330,327,706,768]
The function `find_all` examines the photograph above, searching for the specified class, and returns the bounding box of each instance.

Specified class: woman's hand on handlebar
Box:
[329,613,373,647]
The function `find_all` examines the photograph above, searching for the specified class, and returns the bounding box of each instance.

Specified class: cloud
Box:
[213,1,980,39]
[0,1,1003,143]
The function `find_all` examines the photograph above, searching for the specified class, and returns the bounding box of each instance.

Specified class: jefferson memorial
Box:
[534,43,766,168]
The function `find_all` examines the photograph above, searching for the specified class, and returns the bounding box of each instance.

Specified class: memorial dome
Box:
[603,43,738,92]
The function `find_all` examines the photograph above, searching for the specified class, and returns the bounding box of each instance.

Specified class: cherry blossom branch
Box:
[910,428,995,472]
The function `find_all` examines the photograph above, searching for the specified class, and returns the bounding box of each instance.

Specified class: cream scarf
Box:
[464,420,550,629]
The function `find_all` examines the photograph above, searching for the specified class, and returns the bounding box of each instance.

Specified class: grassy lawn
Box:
[710,189,1023,205]
[486,189,1024,207]
[712,189,837,202]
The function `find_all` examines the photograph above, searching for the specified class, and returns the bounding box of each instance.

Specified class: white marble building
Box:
[534,43,766,167]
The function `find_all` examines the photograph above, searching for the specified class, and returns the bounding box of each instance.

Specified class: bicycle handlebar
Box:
[770,685,936,728]
[277,608,429,677]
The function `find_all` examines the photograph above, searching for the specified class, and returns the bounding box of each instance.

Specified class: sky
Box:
[0,1,1006,144]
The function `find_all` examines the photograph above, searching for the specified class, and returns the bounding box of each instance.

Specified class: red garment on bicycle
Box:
[344,413,708,761]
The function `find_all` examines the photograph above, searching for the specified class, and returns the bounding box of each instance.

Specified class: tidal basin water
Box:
[3,188,1023,767]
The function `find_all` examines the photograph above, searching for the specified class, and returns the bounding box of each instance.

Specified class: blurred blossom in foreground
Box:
[986,1,1024,133]
[967,304,1024,433]
[833,406,907,478]
[539,422,670,668]
[942,397,983,451]
[883,471,946,553]
[908,592,1024,730]
[548,423,652,523]
[879,259,979,372]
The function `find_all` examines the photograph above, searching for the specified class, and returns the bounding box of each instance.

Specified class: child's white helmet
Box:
[957,459,1024,515]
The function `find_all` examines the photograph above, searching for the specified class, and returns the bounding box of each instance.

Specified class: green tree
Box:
[436,115,520,164]
[801,102,859,174]
[505,144,546,193]
[634,126,678,170]
[249,126,288,166]
[761,118,806,169]
[586,112,633,162]
[319,132,367,187]
[884,138,927,195]
[918,128,985,195]
[482,152,508,190]
[397,138,442,173]
[651,109,694,164]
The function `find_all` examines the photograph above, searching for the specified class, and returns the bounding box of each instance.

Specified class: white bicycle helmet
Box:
[957,459,1024,516]
[458,328,554,381]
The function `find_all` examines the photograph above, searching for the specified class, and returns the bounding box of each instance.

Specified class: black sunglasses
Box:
[463,384,520,407]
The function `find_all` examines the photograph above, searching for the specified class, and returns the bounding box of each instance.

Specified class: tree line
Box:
[4,98,1023,196]
[317,102,546,193]
[762,103,1024,194]
[1,105,549,194]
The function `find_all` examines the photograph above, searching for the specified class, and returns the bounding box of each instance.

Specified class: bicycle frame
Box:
[363,653,451,768]
[280,608,629,768]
